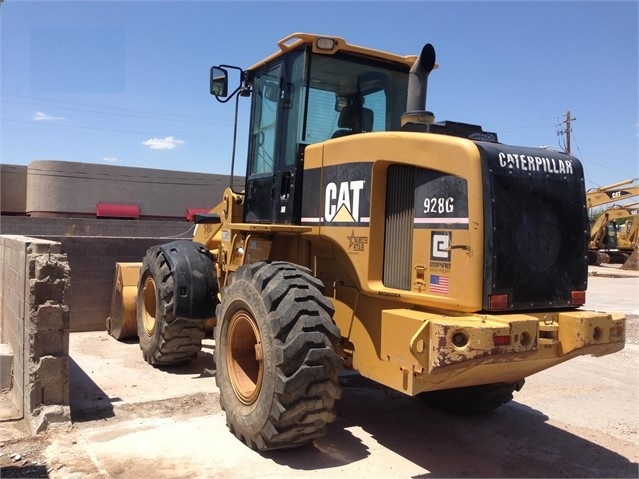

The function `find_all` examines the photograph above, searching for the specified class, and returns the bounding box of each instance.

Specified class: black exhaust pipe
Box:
[402,43,436,129]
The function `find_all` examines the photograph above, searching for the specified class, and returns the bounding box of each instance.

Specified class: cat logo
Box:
[324,180,366,223]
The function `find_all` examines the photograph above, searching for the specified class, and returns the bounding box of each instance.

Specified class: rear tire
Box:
[215,261,342,450]
[137,246,205,366]
[418,380,525,415]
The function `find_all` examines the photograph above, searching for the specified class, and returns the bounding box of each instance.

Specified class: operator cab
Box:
[210,34,412,225]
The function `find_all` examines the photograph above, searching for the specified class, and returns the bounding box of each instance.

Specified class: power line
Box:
[2,99,236,126]
[1,117,246,141]
[554,111,635,188]
[0,93,225,122]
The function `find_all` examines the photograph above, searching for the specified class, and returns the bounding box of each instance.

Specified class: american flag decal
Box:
[429,274,450,294]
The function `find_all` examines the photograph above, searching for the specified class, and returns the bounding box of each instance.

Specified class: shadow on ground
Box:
[267,375,638,478]
[69,357,115,422]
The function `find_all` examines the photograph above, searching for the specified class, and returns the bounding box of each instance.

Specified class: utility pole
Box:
[557,110,576,154]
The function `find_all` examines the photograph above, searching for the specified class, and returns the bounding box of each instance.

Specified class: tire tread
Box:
[138,247,205,366]
[216,261,342,450]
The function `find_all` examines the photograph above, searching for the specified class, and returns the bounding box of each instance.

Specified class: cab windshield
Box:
[301,53,409,144]
[249,49,410,174]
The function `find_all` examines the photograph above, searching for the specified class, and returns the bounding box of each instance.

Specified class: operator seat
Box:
[331,105,374,138]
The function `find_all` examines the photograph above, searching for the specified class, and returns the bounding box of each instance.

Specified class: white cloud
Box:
[33,111,66,121]
[142,136,184,150]
[102,156,119,163]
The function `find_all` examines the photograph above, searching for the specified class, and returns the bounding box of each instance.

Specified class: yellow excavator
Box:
[586,178,639,209]
[107,33,626,451]
[585,179,638,266]
[589,202,639,264]
[618,211,638,249]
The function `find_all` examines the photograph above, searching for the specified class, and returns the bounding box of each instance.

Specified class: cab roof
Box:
[246,32,423,73]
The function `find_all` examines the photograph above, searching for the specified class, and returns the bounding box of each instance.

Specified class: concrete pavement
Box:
[1,265,637,478]
[51,335,639,478]
[585,264,639,316]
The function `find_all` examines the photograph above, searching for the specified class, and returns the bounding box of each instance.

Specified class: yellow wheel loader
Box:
[107,33,626,451]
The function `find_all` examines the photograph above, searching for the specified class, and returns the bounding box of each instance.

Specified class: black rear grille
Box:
[478,144,589,310]
[384,165,415,289]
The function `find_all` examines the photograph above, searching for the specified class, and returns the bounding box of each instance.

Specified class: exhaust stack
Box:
[402,43,436,129]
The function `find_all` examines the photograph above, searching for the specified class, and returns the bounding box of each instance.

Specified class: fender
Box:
[158,240,218,319]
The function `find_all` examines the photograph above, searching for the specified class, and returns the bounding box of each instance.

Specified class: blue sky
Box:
[1,0,637,190]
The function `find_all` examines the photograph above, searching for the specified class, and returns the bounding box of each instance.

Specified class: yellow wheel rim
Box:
[141,276,157,336]
[227,311,264,405]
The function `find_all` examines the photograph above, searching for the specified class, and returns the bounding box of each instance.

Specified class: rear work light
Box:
[316,37,336,50]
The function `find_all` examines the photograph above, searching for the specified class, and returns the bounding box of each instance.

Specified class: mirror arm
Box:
[214,84,243,104]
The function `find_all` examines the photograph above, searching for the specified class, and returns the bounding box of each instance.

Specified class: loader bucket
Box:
[106,262,142,340]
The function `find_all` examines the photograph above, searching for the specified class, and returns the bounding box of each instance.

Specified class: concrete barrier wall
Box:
[0,216,197,239]
[0,217,195,332]
[62,236,178,332]
[20,160,243,219]
[0,235,71,432]
[0,164,28,215]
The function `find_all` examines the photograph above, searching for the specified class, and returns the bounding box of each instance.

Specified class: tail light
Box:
[571,290,586,307]
[489,293,509,311]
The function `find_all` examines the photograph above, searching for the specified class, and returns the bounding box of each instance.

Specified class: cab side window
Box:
[249,65,281,176]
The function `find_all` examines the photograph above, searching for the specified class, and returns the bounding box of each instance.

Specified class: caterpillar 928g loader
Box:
[108,33,626,451]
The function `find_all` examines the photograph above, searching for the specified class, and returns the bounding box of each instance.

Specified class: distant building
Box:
[1,160,243,221]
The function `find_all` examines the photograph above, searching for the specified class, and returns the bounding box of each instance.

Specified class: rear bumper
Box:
[377,309,625,394]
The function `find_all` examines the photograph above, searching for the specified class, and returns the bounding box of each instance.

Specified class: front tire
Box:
[215,261,342,451]
[137,246,205,366]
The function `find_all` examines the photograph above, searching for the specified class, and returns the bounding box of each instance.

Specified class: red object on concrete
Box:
[96,203,140,219]
[186,208,210,222]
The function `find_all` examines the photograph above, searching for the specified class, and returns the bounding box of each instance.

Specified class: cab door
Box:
[244,64,282,223]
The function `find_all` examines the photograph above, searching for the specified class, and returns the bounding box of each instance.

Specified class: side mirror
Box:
[210,66,228,97]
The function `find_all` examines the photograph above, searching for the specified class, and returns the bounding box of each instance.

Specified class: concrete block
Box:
[26,378,43,412]
[30,278,68,305]
[30,330,66,357]
[42,380,69,405]
[7,247,26,274]
[0,343,13,391]
[30,404,70,433]
[31,255,69,281]
[27,240,62,255]
[37,355,68,381]
[28,301,68,330]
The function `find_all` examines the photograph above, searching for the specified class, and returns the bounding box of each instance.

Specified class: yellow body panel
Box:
[328,285,625,395]
[281,131,625,395]
[306,131,485,312]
